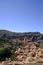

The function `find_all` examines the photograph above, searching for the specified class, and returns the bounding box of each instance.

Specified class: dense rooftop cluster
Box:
[14,39,43,63]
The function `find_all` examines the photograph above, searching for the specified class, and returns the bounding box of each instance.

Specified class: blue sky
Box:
[0,0,43,33]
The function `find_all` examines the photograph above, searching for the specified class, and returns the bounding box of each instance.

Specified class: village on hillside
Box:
[0,38,43,65]
[14,38,43,63]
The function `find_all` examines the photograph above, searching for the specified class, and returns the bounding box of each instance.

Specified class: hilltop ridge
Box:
[0,30,43,42]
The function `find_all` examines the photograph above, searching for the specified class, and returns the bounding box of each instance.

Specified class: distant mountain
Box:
[0,30,43,42]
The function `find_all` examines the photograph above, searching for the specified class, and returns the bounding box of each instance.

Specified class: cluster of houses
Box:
[0,39,43,65]
[14,39,43,63]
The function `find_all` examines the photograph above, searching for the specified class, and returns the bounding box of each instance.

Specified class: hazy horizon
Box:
[0,0,43,33]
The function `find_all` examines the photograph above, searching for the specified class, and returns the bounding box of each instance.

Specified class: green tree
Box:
[0,48,12,61]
